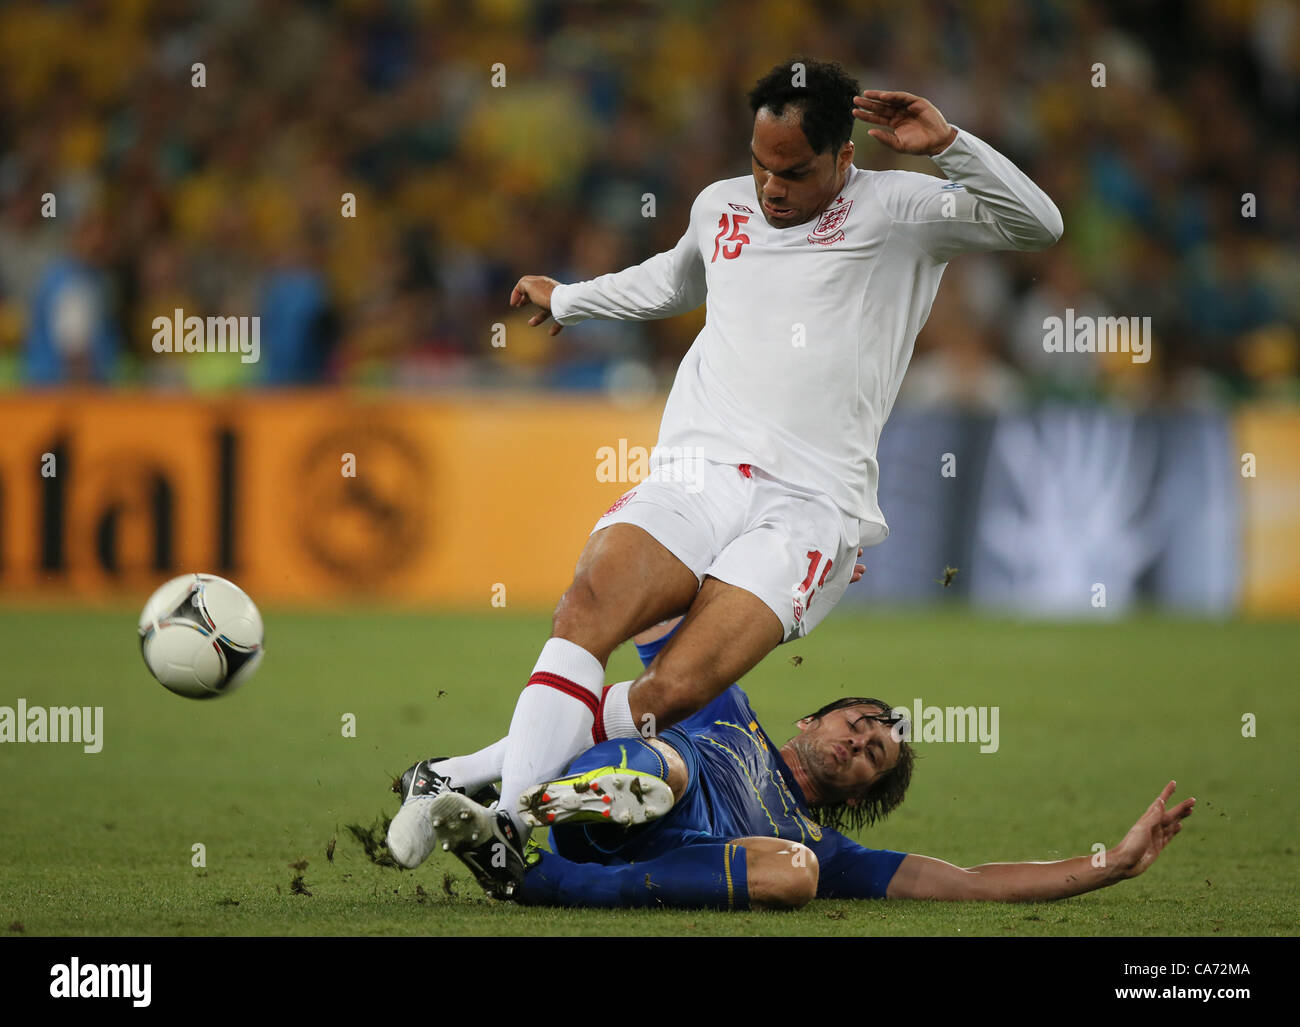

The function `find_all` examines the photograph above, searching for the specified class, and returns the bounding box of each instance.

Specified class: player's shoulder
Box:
[690,175,759,217]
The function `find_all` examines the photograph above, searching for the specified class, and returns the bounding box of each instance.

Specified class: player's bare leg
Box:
[498,523,699,836]
[627,576,784,731]
[551,523,700,662]
[551,577,782,821]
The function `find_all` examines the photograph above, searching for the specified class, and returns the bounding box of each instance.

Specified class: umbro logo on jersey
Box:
[808,199,853,246]
[602,490,637,517]
[728,202,755,213]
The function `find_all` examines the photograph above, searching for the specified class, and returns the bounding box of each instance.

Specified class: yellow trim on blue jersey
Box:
[723,843,735,909]
[709,719,807,841]
[631,736,667,779]
[765,761,823,842]
[698,735,782,836]
[715,719,766,750]
[730,718,822,842]
[705,702,828,847]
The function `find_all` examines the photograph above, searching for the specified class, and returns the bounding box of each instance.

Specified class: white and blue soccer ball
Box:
[138,573,264,699]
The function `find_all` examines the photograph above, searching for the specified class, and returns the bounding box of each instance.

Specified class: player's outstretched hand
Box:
[850,547,866,584]
[510,275,564,336]
[1109,781,1195,881]
[851,90,958,157]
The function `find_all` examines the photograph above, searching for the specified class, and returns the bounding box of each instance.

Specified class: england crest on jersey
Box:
[808,199,852,246]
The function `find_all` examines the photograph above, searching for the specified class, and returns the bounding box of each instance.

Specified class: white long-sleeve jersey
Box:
[550,127,1063,546]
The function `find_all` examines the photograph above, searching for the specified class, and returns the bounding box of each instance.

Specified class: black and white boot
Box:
[427,791,529,900]
[386,757,499,869]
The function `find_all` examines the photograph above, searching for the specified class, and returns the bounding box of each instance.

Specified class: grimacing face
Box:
[750,106,854,229]
[789,703,901,804]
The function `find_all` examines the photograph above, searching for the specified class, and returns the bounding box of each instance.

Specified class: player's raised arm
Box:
[853,89,1064,261]
[539,207,707,328]
[884,781,1195,902]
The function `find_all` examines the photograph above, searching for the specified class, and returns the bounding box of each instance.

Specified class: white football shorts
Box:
[591,458,861,642]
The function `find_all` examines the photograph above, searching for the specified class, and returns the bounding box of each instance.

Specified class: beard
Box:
[789,735,846,804]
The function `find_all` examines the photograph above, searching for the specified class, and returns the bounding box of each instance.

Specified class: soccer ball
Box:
[138,573,265,699]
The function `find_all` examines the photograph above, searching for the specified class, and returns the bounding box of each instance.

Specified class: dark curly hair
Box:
[746,56,861,155]
[797,696,915,835]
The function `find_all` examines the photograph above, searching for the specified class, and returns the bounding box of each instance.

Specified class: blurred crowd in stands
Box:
[0,0,1296,405]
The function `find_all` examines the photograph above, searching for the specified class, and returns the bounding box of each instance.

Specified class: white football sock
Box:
[595,680,638,741]
[499,637,605,836]
[431,737,507,796]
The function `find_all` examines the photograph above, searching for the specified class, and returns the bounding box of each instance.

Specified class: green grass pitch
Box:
[1,607,1296,936]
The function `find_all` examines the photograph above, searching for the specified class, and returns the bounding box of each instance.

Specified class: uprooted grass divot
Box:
[344,814,400,869]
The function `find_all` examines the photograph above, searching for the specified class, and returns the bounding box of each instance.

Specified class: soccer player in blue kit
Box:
[411,618,1196,911]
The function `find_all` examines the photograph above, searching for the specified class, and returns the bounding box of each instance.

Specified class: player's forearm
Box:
[931,128,1063,250]
[551,247,705,326]
[961,853,1121,902]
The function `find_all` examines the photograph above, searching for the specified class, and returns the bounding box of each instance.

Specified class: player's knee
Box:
[633,663,702,728]
[552,574,602,640]
[746,843,819,911]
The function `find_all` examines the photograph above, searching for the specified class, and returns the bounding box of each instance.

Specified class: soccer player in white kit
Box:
[387,59,1063,883]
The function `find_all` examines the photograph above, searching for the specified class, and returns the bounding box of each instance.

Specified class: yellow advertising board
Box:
[3,393,1298,613]
[0,392,661,607]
